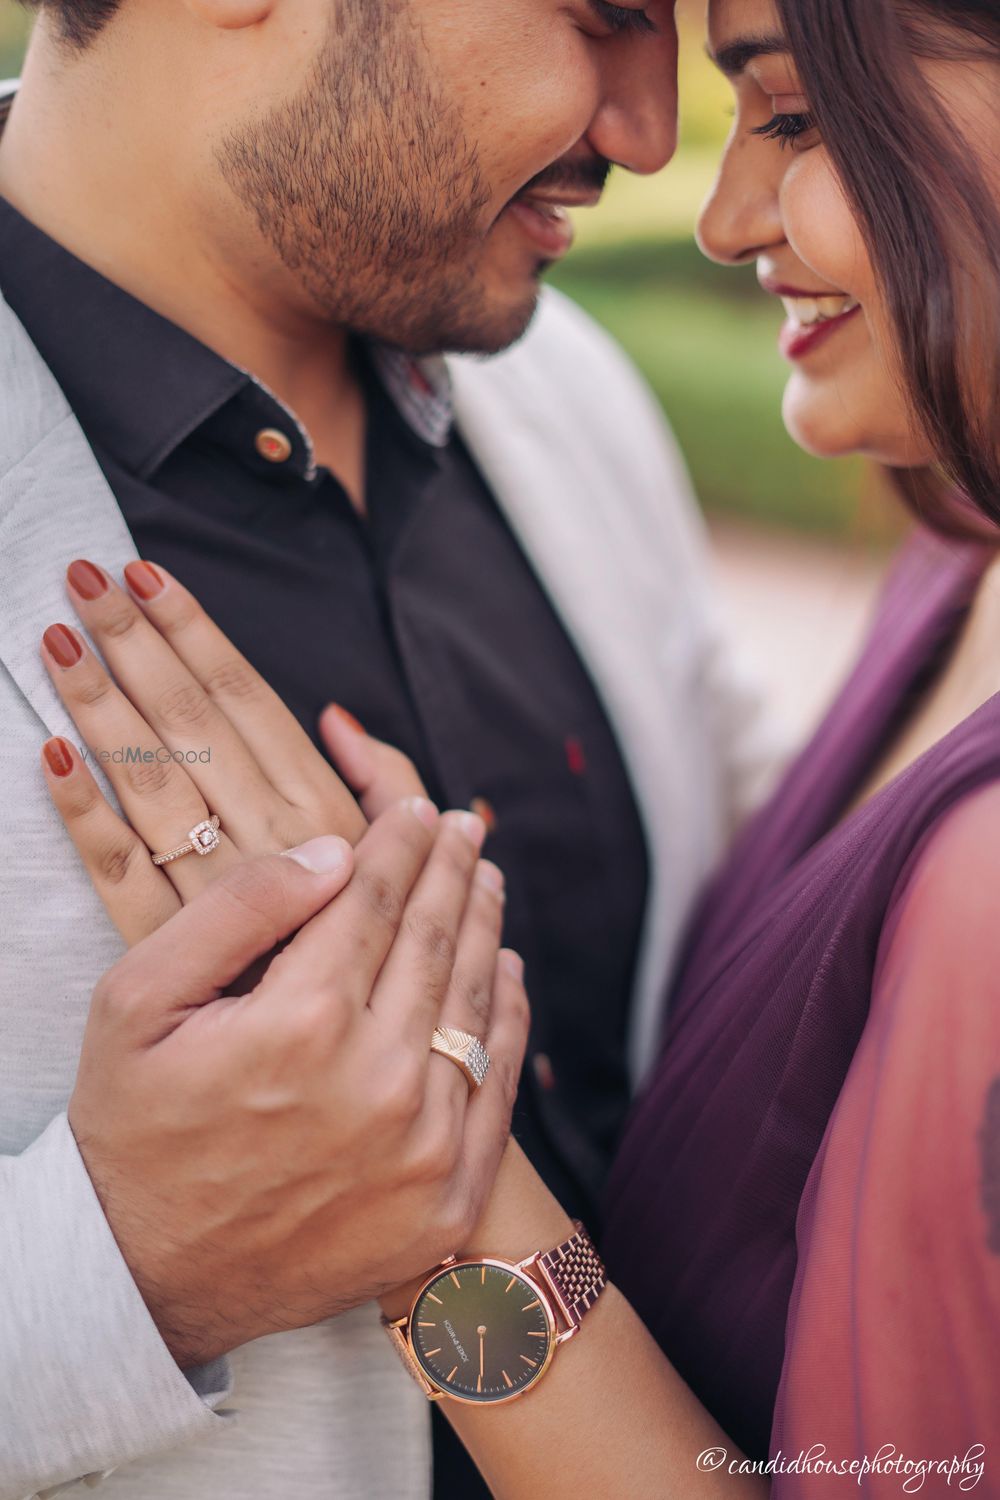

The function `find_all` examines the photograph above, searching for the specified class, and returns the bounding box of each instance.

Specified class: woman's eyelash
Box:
[589,2,658,37]
[752,112,817,148]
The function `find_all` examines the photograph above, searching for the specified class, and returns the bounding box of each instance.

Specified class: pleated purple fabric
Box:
[604,526,1000,1466]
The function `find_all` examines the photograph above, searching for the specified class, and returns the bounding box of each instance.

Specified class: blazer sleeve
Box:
[769,783,1000,1495]
[0,1112,235,1500]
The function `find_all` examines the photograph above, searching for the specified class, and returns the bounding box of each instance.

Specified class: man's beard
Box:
[216,0,533,356]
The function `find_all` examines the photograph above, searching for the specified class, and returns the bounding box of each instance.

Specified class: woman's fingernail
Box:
[43,737,75,778]
[404,796,439,829]
[500,950,525,982]
[280,835,351,874]
[43,623,83,668]
[331,704,366,736]
[67,559,109,600]
[475,860,506,896]
[124,560,165,600]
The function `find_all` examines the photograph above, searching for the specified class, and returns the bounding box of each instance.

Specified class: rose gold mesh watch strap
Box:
[535,1220,607,1330]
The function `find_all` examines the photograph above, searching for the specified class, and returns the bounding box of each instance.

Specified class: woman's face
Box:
[697,0,998,469]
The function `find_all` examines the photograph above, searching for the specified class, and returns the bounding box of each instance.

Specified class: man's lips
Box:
[501,188,604,260]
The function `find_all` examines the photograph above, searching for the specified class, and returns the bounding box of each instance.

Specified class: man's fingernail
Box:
[43,737,75,778]
[449,810,487,850]
[124,560,166,600]
[331,704,366,736]
[500,950,524,982]
[280,836,351,874]
[67,559,109,600]
[404,796,439,829]
[475,860,505,896]
[43,623,83,668]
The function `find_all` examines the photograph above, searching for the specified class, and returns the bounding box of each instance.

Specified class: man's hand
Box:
[68,799,529,1369]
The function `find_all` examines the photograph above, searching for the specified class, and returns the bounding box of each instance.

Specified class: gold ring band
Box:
[430,1027,491,1091]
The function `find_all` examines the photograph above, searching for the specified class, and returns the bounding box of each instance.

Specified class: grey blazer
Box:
[0,128,782,1500]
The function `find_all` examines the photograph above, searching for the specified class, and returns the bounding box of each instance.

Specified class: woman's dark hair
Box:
[16,0,123,51]
[775,0,1000,538]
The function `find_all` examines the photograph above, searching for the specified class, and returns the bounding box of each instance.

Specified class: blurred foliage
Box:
[0,0,893,542]
[0,4,29,77]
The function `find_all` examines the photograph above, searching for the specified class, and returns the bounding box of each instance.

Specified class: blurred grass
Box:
[0,0,893,542]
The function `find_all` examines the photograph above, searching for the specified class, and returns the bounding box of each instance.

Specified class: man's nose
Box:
[587,24,680,176]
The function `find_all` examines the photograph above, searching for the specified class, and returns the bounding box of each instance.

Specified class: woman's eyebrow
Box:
[707,34,789,76]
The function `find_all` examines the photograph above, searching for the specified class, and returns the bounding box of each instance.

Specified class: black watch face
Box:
[410,1261,555,1404]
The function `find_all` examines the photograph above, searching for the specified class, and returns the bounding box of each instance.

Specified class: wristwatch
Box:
[382,1222,607,1405]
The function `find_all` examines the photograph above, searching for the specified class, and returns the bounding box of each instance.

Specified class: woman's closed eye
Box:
[752,111,818,150]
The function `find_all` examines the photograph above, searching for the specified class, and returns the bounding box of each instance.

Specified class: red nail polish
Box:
[43,737,74,777]
[43,623,83,668]
[124,560,165,600]
[332,704,366,735]
[66,559,109,600]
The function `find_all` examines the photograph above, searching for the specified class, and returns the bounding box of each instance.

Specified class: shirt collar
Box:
[0,85,453,482]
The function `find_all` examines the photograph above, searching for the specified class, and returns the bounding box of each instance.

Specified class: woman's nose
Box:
[696,135,784,265]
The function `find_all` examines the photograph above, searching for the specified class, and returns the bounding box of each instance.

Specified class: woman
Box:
[36,0,1000,1492]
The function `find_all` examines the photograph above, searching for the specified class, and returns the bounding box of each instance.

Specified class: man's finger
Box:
[102,836,355,1043]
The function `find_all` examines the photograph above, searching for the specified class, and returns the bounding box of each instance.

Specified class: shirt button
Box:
[255,427,293,464]
[470,796,498,834]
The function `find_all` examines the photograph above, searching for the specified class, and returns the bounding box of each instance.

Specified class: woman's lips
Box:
[764,284,863,363]
[779,302,862,361]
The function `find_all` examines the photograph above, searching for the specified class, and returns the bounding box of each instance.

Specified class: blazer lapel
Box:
[0,289,140,758]
[449,341,707,1083]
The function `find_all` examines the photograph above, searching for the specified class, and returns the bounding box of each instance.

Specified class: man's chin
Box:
[390,280,544,361]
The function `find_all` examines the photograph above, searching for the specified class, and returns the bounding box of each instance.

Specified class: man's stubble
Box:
[217,0,538,355]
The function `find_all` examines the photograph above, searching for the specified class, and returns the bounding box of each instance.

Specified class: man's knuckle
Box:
[358,869,403,927]
[217,859,288,930]
[450,967,492,1026]
[405,907,456,967]
[379,1056,424,1123]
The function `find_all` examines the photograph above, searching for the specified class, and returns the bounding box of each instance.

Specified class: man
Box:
[0,1,779,1496]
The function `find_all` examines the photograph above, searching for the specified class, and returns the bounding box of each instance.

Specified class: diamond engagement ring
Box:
[150,815,222,866]
[430,1027,491,1091]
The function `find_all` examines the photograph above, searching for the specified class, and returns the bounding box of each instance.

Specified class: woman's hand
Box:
[38,557,427,945]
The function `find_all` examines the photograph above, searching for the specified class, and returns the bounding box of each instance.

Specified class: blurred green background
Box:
[0,0,890,542]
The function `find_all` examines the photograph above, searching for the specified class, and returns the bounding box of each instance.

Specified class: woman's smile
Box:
[760,280,864,363]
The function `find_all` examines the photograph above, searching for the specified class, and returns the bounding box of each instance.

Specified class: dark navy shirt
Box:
[0,189,649,1494]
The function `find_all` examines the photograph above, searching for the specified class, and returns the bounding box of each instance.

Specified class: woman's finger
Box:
[40,621,244,901]
[64,560,310,853]
[120,561,367,838]
[40,735,182,945]
[318,703,428,821]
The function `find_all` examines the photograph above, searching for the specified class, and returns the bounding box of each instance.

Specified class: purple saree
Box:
[604,527,1000,1487]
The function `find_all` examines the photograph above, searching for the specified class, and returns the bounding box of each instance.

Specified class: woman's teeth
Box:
[780,294,859,328]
